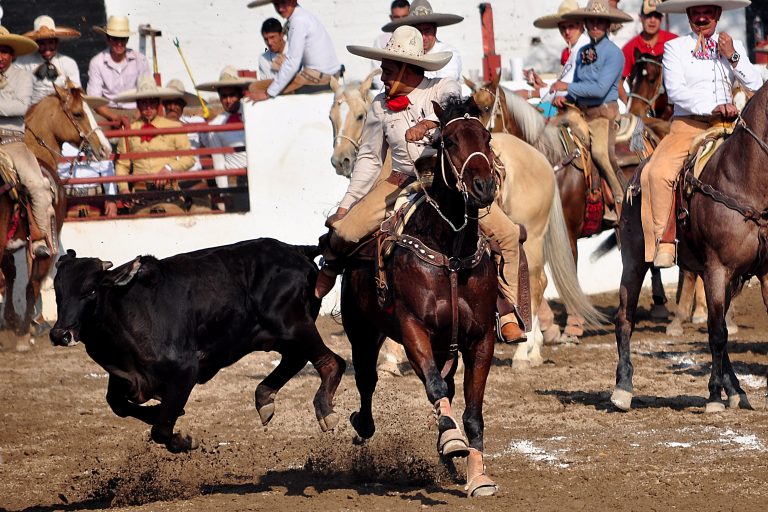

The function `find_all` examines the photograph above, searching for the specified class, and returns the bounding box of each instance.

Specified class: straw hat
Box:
[24,15,81,41]
[563,0,633,23]
[0,26,38,57]
[114,76,184,102]
[195,65,256,92]
[165,79,199,104]
[246,0,276,6]
[534,0,581,29]
[382,0,464,32]
[655,0,750,13]
[347,25,452,72]
[93,16,135,38]
[83,95,109,108]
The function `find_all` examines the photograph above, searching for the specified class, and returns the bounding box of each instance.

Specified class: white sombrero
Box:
[534,0,581,29]
[655,0,750,13]
[246,0,275,7]
[195,65,256,92]
[24,15,81,41]
[114,76,184,102]
[347,25,452,72]
[83,95,109,108]
[165,79,199,104]
[382,0,464,32]
[93,16,135,38]
[0,26,38,56]
[563,0,633,22]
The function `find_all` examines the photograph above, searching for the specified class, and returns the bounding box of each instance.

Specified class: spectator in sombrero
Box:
[15,15,82,105]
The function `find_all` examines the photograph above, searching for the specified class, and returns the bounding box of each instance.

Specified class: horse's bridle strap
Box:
[396,233,489,271]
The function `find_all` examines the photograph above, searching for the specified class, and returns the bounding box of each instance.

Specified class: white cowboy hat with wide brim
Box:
[0,26,38,56]
[347,25,452,72]
[534,0,581,29]
[246,0,276,7]
[655,0,750,14]
[382,0,464,32]
[93,16,136,38]
[114,76,184,102]
[563,0,633,23]
[195,65,256,92]
[24,15,81,41]
[83,95,109,108]
[165,79,199,105]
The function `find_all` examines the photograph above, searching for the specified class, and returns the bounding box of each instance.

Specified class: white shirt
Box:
[540,32,591,104]
[258,49,283,80]
[180,113,206,171]
[57,143,117,195]
[664,32,763,117]
[15,53,81,105]
[341,77,462,209]
[206,106,246,188]
[424,40,462,81]
[267,6,341,97]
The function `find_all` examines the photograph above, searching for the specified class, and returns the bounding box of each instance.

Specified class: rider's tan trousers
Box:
[327,177,522,326]
[2,141,55,250]
[640,117,708,262]
[581,102,624,206]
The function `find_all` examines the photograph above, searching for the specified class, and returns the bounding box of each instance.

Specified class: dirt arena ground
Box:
[2,284,768,512]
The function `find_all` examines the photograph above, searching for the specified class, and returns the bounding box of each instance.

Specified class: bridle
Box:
[628,57,665,117]
[332,94,368,152]
[477,87,507,132]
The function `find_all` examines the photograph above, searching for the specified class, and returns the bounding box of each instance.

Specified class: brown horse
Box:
[612,81,768,413]
[626,50,672,122]
[342,98,499,497]
[2,83,111,350]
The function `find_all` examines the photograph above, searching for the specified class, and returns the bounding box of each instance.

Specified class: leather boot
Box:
[653,242,676,268]
[498,317,526,344]
[314,266,338,299]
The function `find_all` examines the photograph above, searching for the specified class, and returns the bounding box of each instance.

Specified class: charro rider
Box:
[0,26,56,258]
[550,0,632,219]
[314,25,527,343]
[641,0,762,268]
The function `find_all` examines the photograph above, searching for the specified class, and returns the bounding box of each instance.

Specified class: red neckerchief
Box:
[560,47,570,66]
[385,95,410,112]
[140,122,155,143]
[226,112,243,124]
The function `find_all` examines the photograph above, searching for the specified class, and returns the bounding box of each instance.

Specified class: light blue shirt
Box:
[567,36,624,107]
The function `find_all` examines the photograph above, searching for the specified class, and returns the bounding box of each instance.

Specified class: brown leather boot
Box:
[653,242,676,268]
[314,267,338,299]
[498,319,526,344]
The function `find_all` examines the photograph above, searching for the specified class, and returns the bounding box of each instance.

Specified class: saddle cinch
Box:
[348,170,532,332]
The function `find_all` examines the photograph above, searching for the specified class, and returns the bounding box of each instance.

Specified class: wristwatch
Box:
[729,52,740,64]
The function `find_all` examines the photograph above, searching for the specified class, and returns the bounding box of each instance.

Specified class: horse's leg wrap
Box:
[465,448,497,497]
[434,397,469,458]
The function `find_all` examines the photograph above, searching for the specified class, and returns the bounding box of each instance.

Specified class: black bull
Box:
[50,239,346,453]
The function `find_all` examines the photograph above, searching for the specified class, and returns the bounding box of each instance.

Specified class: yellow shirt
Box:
[115,116,196,193]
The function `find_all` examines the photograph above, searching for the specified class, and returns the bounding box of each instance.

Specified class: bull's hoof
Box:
[257,403,275,426]
[705,401,726,413]
[650,304,669,320]
[438,428,469,458]
[665,321,684,337]
[166,432,199,453]
[728,393,753,410]
[511,358,531,371]
[318,411,339,432]
[350,411,374,440]
[610,388,633,411]
[541,324,561,345]
[255,385,277,426]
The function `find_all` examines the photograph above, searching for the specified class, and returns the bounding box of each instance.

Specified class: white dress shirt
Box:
[341,77,462,209]
[424,40,462,81]
[267,6,341,97]
[15,53,82,105]
[258,49,282,80]
[181,113,206,171]
[664,32,763,117]
[540,32,591,104]
[0,66,33,131]
[58,143,117,195]
[206,106,246,188]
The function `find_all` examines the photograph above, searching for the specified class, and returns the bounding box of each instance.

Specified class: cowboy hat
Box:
[83,95,109,108]
[382,0,464,32]
[195,65,256,92]
[563,0,633,23]
[164,79,199,105]
[24,15,81,41]
[114,76,185,102]
[0,26,38,56]
[655,0,750,13]
[246,0,276,6]
[534,0,581,29]
[347,25,452,72]
[93,16,136,38]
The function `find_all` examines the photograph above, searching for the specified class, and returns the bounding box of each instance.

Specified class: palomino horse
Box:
[612,81,768,413]
[2,83,111,350]
[342,98,500,497]
[330,80,605,370]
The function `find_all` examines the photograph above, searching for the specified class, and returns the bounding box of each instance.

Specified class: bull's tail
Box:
[544,186,609,328]
[294,245,321,261]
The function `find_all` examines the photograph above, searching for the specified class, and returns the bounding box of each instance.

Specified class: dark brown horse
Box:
[2,84,111,350]
[612,82,768,412]
[342,98,498,497]
[626,50,672,122]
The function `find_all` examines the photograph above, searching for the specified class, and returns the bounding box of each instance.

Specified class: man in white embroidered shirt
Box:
[640,0,763,268]
[247,0,341,100]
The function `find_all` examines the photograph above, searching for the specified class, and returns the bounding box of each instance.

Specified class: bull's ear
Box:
[432,100,444,122]
[101,261,113,271]
[103,256,141,287]
[55,249,77,268]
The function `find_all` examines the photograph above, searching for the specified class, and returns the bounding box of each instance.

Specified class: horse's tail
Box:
[544,186,609,328]
[589,232,619,263]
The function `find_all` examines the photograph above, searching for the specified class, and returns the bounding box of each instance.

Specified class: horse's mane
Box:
[439,95,482,123]
[500,87,565,164]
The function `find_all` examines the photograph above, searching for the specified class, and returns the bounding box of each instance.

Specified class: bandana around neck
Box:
[386,95,411,112]
[692,32,718,60]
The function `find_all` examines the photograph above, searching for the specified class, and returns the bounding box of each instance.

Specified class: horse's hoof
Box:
[511,359,531,371]
[15,341,31,353]
[665,321,684,337]
[529,355,544,368]
[466,475,498,497]
[255,386,277,425]
[705,401,726,413]
[610,389,633,411]
[349,411,374,440]
[650,304,669,320]
[167,432,198,453]
[352,435,367,446]
[541,324,561,345]
[728,393,753,410]
[559,333,580,345]
[438,428,470,458]
[692,314,707,325]
[256,403,275,426]
[318,411,339,432]
[726,324,739,336]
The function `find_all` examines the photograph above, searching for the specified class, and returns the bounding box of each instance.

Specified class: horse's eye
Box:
[73,112,84,118]
[356,114,364,121]
[483,106,491,112]
[443,137,454,148]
